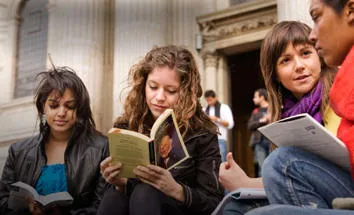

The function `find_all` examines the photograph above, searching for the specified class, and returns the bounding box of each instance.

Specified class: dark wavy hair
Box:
[260,21,336,123]
[321,0,347,14]
[34,66,97,139]
[115,45,217,136]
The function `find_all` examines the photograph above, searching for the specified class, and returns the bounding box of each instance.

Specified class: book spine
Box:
[149,140,156,165]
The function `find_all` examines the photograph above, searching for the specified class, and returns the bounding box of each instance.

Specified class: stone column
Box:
[203,52,219,93]
[217,56,230,104]
[0,13,19,104]
[46,0,107,130]
[276,0,312,26]
[113,0,168,118]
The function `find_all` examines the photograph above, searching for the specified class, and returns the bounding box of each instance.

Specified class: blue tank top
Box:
[35,164,68,196]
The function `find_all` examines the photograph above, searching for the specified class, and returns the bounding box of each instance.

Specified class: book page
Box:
[258,113,350,170]
[231,188,267,199]
[39,192,73,208]
[151,109,190,170]
[108,129,152,178]
[7,182,39,210]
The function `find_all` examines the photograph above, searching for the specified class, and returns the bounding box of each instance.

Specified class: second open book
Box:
[258,113,350,171]
[108,109,190,178]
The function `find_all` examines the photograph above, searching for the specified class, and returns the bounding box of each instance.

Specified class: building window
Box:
[15,0,48,98]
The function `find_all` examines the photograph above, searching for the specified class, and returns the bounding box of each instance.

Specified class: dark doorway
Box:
[227,48,265,177]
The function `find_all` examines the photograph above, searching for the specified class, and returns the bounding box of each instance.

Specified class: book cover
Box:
[108,109,190,178]
[211,188,267,215]
[258,113,350,171]
[7,181,73,210]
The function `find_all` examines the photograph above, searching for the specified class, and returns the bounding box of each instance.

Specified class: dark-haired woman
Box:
[218,20,340,215]
[246,0,354,214]
[0,67,110,215]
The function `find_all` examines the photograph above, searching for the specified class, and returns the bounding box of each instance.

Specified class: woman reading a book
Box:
[218,21,339,215]
[98,45,223,215]
[245,0,354,214]
[0,67,110,215]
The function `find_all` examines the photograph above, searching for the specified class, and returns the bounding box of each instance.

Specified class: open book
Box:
[108,109,190,178]
[258,113,350,171]
[212,188,267,215]
[7,181,73,210]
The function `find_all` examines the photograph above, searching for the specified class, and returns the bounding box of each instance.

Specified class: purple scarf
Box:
[281,81,323,123]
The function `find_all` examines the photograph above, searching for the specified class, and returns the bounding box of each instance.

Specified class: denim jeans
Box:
[218,138,227,162]
[222,199,269,215]
[262,147,354,208]
[254,141,270,177]
[245,205,354,215]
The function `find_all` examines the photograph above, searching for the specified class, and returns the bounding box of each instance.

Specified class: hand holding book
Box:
[8,181,73,211]
[26,197,45,215]
[100,157,127,191]
[107,109,189,178]
[133,164,185,202]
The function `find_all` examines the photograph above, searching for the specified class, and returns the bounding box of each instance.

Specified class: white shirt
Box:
[204,103,234,140]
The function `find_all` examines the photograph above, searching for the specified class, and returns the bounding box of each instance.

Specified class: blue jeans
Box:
[262,147,354,208]
[218,139,227,162]
[245,205,353,215]
[222,199,269,215]
[254,141,270,177]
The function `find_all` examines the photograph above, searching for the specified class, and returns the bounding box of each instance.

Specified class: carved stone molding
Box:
[203,52,219,68]
[200,14,276,43]
[197,0,277,45]
[46,0,56,12]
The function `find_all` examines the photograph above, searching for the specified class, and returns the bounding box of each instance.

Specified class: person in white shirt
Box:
[204,90,235,162]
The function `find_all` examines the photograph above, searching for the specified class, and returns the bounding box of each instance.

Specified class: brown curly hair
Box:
[115,45,218,136]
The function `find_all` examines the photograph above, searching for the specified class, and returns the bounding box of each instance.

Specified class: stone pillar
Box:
[276,0,312,26]
[217,56,230,104]
[0,15,19,104]
[203,52,219,93]
[46,0,107,130]
[0,1,39,144]
[113,0,168,118]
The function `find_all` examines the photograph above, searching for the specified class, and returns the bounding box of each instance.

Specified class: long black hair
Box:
[34,66,96,139]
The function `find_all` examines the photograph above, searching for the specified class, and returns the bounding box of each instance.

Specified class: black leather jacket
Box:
[126,129,224,215]
[0,132,110,215]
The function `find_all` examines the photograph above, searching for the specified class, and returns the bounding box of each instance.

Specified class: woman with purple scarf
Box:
[216,21,338,215]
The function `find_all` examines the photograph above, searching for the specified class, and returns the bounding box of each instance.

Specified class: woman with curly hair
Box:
[98,45,224,215]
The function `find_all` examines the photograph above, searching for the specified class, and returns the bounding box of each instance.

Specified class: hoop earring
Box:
[41,114,47,126]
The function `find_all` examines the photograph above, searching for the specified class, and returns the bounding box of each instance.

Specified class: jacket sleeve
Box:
[330,46,354,179]
[180,133,224,214]
[247,110,266,131]
[0,145,17,215]
[69,138,112,215]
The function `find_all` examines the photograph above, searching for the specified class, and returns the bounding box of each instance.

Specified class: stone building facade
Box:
[0,0,311,173]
